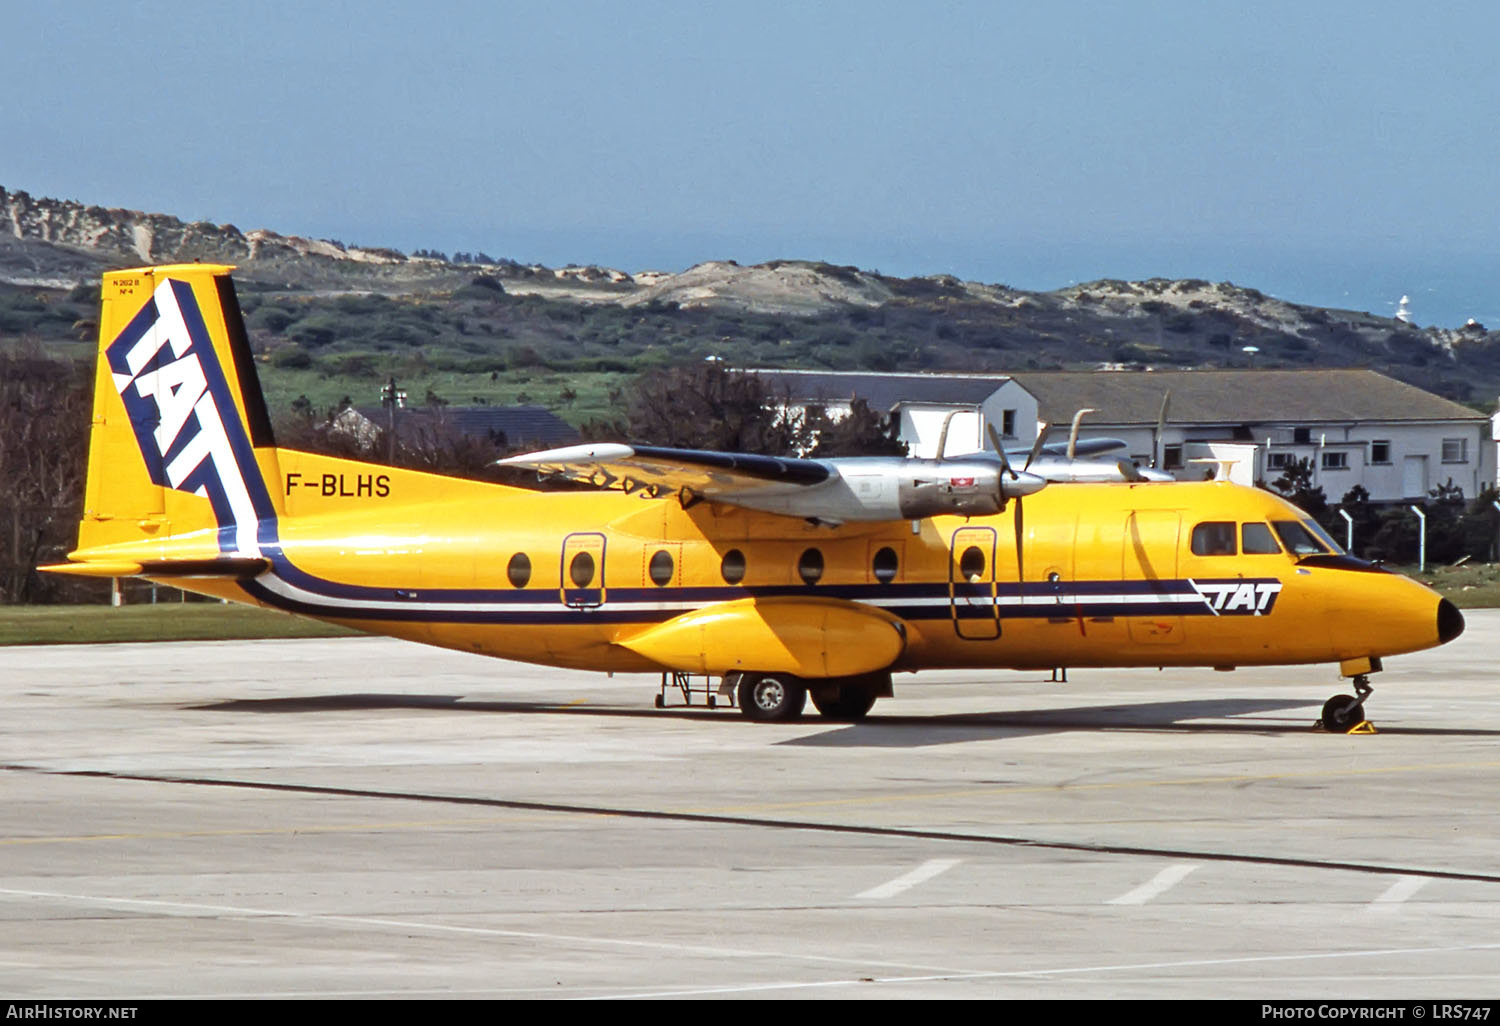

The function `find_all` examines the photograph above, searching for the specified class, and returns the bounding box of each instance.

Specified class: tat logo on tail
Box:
[105,278,276,554]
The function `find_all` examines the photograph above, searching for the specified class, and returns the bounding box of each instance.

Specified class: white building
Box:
[1012,369,1494,503]
[749,367,1494,505]
[746,370,1038,458]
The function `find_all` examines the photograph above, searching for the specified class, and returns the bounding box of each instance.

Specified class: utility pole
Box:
[380,376,406,464]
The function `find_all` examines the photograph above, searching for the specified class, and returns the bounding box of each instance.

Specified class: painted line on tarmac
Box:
[583,940,1500,999]
[1371,875,1431,908]
[0,885,971,976]
[1105,863,1198,905]
[30,767,1500,886]
[856,858,963,899]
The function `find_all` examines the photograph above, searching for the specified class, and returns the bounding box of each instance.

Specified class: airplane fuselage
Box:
[167,447,1454,680]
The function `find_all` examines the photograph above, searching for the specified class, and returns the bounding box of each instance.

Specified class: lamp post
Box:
[380,376,407,464]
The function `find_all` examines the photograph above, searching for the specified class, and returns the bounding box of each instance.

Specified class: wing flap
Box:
[498,443,830,496]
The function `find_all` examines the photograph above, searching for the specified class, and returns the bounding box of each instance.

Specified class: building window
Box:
[1267,452,1297,471]
[1001,409,1017,438]
[1163,445,1184,470]
[1322,451,1349,471]
[1293,427,1311,444]
[1442,438,1469,463]
[1370,440,1391,464]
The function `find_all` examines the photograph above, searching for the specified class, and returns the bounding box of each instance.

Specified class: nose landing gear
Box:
[1319,674,1376,734]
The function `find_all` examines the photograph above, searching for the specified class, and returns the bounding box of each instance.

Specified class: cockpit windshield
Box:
[1271,520,1338,557]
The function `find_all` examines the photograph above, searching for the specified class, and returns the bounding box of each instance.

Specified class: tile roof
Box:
[745,369,1011,409]
[1009,369,1484,426]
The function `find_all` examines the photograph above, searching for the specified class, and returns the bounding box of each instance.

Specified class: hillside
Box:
[4,184,1498,424]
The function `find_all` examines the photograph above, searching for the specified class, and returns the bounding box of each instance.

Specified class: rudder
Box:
[76,264,282,557]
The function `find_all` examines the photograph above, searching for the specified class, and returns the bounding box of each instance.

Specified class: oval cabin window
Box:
[648,549,675,587]
[798,548,824,585]
[720,549,746,585]
[959,545,986,582]
[506,553,531,588]
[569,551,595,588]
[872,546,899,584]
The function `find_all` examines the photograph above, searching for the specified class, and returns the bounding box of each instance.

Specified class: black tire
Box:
[737,674,807,722]
[810,685,877,721]
[1321,694,1365,732]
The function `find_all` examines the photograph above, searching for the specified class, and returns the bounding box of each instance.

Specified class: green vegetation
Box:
[0,603,360,645]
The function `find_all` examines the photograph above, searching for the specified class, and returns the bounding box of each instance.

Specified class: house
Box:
[744,369,1037,457]
[1010,369,1494,503]
[746,367,1493,505]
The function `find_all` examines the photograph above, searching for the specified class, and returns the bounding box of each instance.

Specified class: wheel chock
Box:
[1347,719,1377,735]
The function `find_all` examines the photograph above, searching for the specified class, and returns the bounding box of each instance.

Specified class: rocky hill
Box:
[3,185,1498,414]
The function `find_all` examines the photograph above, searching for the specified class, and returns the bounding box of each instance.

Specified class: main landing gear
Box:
[1319,674,1376,734]
[730,672,888,723]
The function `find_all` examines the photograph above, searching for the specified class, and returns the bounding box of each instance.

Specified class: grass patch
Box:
[0,603,360,646]
[1397,561,1500,608]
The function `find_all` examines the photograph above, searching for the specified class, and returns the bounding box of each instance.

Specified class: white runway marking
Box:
[1371,875,1431,908]
[1106,863,1198,905]
[856,858,963,899]
[0,886,963,975]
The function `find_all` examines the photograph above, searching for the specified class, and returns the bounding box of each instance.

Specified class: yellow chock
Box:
[1347,720,1378,735]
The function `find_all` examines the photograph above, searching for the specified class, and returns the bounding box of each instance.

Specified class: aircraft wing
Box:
[497,443,831,498]
[1027,437,1128,458]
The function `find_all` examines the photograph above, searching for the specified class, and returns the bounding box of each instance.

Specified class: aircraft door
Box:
[949,526,1000,640]
[1122,511,1185,645]
[561,532,607,609]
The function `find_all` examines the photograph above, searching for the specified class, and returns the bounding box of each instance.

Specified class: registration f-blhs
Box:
[42,264,1466,728]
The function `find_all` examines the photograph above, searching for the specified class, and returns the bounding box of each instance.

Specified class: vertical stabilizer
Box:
[77,264,282,557]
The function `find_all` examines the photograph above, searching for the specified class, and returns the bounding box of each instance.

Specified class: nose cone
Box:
[1438,598,1465,645]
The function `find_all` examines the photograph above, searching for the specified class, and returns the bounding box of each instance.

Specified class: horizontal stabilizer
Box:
[39,557,269,580]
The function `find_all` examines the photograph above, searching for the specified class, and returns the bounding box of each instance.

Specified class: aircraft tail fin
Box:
[48,264,283,575]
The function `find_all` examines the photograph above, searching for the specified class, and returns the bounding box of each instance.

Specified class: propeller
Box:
[1065,407,1097,461]
[987,424,1032,586]
[1151,390,1172,469]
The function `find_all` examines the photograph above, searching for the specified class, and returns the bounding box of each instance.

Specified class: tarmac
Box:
[2,611,1498,999]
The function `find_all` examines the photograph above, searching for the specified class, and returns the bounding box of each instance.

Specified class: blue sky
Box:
[3,1,1496,325]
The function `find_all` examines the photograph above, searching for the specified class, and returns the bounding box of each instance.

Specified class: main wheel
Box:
[1321,694,1365,732]
[810,685,877,721]
[737,674,807,722]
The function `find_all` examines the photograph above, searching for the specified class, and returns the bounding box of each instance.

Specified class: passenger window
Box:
[1191,521,1236,556]
[568,551,595,588]
[506,553,531,588]
[798,547,824,585]
[1242,523,1281,554]
[648,549,675,586]
[720,549,746,585]
[959,546,986,582]
[872,546,899,584]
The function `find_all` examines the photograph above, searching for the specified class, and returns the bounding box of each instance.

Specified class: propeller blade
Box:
[935,409,958,460]
[1014,495,1025,585]
[1066,407,1097,461]
[1024,420,1049,471]
[985,424,1016,478]
[1152,390,1171,468]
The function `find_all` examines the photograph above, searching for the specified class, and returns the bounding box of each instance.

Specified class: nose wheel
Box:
[1319,674,1375,734]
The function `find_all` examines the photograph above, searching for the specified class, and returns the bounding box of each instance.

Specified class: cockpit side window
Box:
[1241,522,1282,554]
[1191,521,1237,556]
[1271,520,1329,556]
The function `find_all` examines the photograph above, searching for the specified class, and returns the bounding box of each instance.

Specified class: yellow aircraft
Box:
[43,264,1465,730]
